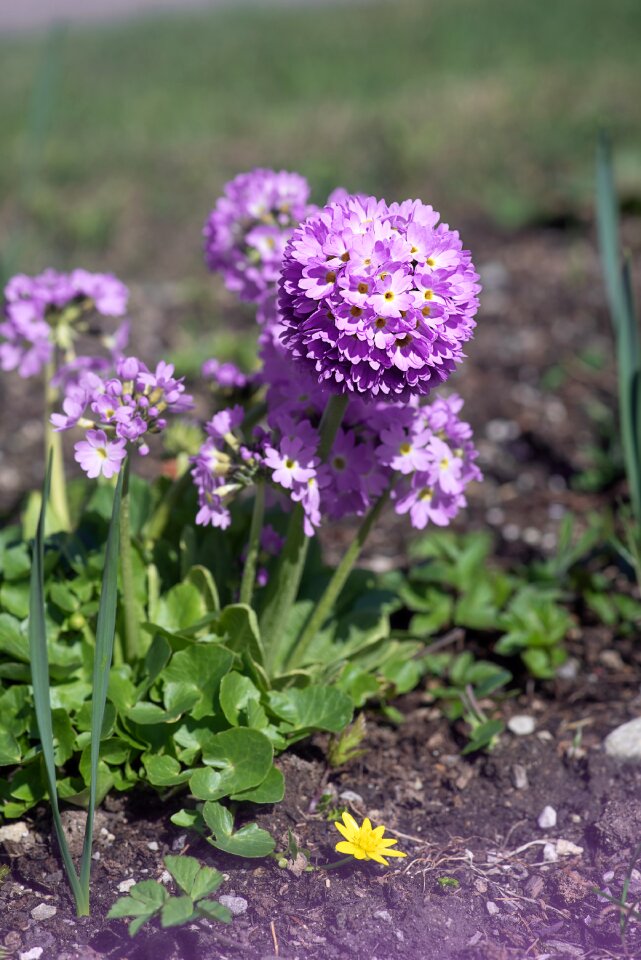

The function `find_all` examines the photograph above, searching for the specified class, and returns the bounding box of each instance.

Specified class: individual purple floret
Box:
[0,269,129,379]
[203,168,315,307]
[278,194,480,402]
[74,430,127,479]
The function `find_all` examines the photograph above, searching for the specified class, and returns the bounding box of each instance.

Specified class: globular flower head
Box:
[278,194,480,402]
[0,268,129,380]
[334,812,407,866]
[204,168,315,306]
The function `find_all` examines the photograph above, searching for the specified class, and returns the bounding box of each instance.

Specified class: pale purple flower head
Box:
[203,168,315,306]
[1,268,129,380]
[278,194,480,402]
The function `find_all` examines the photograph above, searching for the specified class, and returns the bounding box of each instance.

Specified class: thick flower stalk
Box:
[279,194,480,401]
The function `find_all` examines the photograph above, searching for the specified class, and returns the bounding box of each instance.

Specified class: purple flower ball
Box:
[278,194,481,402]
[203,168,315,305]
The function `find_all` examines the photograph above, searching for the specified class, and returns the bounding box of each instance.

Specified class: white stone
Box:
[374,909,392,922]
[512,765,528,790]
[147,841,159,851]
[339,790,363,804]
[556,839,583,858]
[30,904,57,921]
[0,822,30,845]
[117,878,137,893]
[507,715,536,736]
[543,843,558,863]
[604,718,641,763]
[218,895,248,916]
[538,805,557,829]
[486,901,500,916]
[19,949,44,960]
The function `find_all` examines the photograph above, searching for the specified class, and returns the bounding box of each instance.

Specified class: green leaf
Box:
[267,685,353,734]
[189,866,224,902]
[0,728,21,765]
[217,604,264,665]
[1,581,30,619]
[197,899,233,923]
[191,728,273,800]
[163,854,201,895]
[219,672,262,726]
[336,664,381,707]
[142,755,192,787]
[161,895,196,927]
[202,801,275,858]
[162,643,234,721]
[230,765,285,803]
[185,566,220,613]
[462,718,504,755]
[0,613,29,662]
[156,582,206,633]
[3,543,32,581]
[51,709,76,765]
[129,879,170,907]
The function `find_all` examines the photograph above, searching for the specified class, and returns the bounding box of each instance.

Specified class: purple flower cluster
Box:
[204,169,315,309]
[192,332,481,534]
[1,269,128,378]
[278,195,480,401]
[52,357,193,478]
[202,357,249,390]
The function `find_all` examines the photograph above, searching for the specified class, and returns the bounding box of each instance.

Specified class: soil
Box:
[2,217,641,958]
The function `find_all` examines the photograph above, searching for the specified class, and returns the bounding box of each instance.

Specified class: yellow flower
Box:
[334,812,407,866]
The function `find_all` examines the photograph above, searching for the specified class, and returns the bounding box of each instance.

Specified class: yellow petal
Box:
[334,821,353,841]
[335,841,358,856]
[378,837,400,847]
[380,847,407,858]
[341,811,360,835]
[361,817,372,834]
[371,825,386,840]
[367,852,390,865]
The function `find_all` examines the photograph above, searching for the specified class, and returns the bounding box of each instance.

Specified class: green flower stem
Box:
[260,393,349,675]
[142,465,192,544]
[287,486,391,671]
[321,856,353,870]
[44,361,71,531]
[119,460,140,663]
[239,481,266,606]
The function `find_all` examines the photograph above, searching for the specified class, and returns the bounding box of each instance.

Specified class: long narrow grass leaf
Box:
[596,132,626,332]
[79,463,126,901]
[28,453,84,908]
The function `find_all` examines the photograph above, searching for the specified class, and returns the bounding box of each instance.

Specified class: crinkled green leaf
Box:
[190,730,273,801]
[156,582,206,633]
[267,685,353,734]
[162,644,233,720]
[143,755,192,787]
[219,672,262,726]
[197,899,233,923]
[217,604,264,665]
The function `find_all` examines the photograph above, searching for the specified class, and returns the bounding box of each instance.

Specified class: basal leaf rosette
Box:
[278,195,480,401]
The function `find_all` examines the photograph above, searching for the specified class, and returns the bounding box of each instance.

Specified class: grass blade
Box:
[596,135,641,520]
[78,463,126,905]
[28,452,84,910]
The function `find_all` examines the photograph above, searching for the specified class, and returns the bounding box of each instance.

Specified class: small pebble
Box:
[604,717,641,764]
[20,950,44,960]
[486,901,500,916]
[507,715,536,736]
[538,805,557,829]
[338,790,363,805]
[160,870,172,885]
[218,895,248,916]
[373,909,392,922]
[511,764,529,790]
[147,841,159,851]
[30,904,57,921]
[556,658,579,680]
[543,842,558,863]
[556,839,583,857]
[117,878,137,893]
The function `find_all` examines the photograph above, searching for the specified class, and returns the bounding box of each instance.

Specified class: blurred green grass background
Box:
[1,0,640,282]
